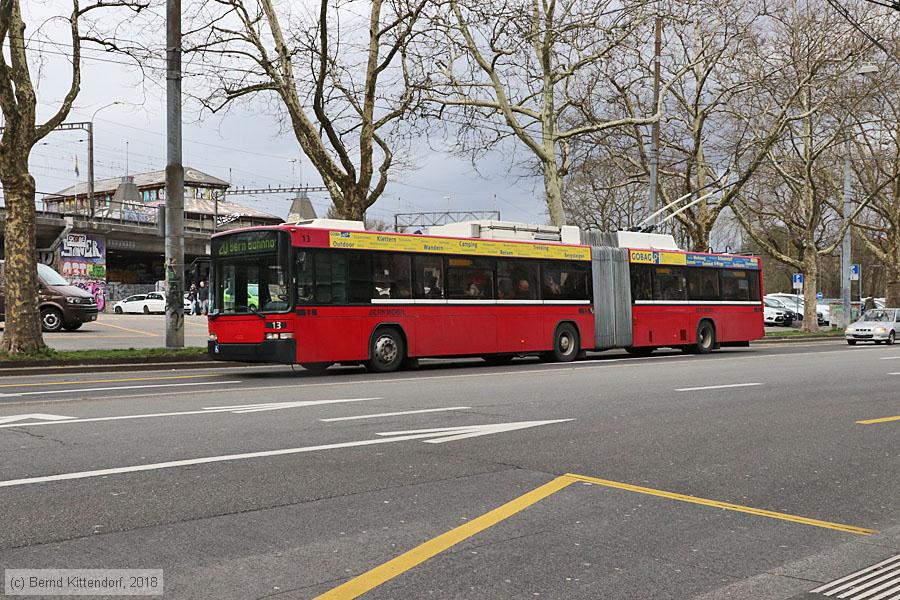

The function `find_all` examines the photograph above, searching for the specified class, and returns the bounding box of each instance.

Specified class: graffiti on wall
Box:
[59,233,107,311]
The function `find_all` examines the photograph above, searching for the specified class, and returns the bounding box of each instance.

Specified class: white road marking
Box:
[0,413,74,425]
[0,397,380,429]
[879,356,900,360]
[320,407,471,422]
[0,380,243,398]
[675,383,763,392]
[0,419,573,488]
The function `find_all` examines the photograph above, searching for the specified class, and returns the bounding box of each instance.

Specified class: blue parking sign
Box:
[792,273,803,289]
[849,264,860,281]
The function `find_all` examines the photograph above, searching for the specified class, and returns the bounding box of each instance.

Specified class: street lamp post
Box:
[88,102,122,219]
[841,64,879,329]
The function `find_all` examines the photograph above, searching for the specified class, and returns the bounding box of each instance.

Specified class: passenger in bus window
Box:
[425,276,442,298]
[543,273,562,297]
[515,279,532,299]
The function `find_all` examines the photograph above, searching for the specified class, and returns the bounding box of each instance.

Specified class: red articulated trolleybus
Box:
[207,219,764,372]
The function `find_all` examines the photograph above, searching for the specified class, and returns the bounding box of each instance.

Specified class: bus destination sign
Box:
[328,231,592,261]
[213,231,279,257]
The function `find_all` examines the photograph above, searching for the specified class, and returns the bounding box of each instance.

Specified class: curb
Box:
[0,358,253,377]
[755,336,845,344]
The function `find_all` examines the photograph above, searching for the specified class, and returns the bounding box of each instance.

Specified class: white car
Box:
[764,306,788,326]
[112,292,166,314]
[766,293,830,325]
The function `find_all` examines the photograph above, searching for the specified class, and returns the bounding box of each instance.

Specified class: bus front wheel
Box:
[367,328,405,373]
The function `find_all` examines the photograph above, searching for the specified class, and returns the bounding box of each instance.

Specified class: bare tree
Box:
[186,0,426,220]
[730,0,887,330]
[418,0,705,227]
[0,0,146,354]
[850,57,900,304]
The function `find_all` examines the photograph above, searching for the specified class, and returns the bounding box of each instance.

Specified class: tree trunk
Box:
[885,257,900,307]
[688,221,711,253]
[336,186,368,221]
[543,158,566,227]
[800,253,819,333]
[0,167,45,353]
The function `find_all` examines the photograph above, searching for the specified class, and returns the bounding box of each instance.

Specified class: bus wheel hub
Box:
[374,336,397,363]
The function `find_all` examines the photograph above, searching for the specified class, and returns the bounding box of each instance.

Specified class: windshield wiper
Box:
[246,305,266,320]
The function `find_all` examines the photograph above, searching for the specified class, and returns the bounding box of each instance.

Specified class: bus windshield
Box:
[211,230,290,314]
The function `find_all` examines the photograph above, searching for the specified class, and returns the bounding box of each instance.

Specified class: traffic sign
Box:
[816,292,823,300]
[850,264,860,281]
[792,273,804,290]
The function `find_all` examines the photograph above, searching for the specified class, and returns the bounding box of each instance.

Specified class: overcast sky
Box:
[22,2,549,227]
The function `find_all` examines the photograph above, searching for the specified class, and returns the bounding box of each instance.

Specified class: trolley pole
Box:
[165,0,185,348]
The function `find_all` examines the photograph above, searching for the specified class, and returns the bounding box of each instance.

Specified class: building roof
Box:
[50,167,231,198]
[147,198,282,222]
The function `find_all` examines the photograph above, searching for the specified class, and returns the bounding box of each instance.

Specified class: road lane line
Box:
[879,356,900,360]
[856,415,900,425]
[675,383,763,392]
[565,473,874,535]
[0,420,569,488]
[0,380,242,398]
[93,321,158,337]
[320,407,471,422]
[0,396,379,428]
[316,475,575,599]
[0,374,215,389]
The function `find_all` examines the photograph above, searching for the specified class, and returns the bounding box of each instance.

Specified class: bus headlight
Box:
[265,332,294,340]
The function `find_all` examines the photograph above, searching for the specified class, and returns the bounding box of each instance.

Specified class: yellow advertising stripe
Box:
[315,475,576,600]
[565,473,874,536]
[856,415,900,425]
[327,230,592,261]
[0,374,215,389]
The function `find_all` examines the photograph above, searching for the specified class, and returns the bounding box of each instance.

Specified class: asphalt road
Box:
[0,342,897,599]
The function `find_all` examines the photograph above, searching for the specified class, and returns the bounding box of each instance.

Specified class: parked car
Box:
[764,305,791,326]
[0,261,98,332]
[764,298,797,326]
[113,292,166,314]
[845,308,900,345]
[766,293,830,325]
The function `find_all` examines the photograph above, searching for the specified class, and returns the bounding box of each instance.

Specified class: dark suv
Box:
[0,261,98,332]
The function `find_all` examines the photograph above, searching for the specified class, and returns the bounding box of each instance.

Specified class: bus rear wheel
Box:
[367,328,405,373]
[548,323,579,363]
[692,320,716,354]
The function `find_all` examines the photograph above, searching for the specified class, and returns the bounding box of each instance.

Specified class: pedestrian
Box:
[188,283,198,316]
[198,280,209,315]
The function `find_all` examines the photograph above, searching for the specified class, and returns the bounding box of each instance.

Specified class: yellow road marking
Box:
[856,415,900,425]
[565,473,875,536]
[315,475,575,599]
[94,321,157,337]
[0,374,215,389]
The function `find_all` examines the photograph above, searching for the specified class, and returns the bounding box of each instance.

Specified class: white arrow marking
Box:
[0,413,74,426]
[0,397,380,429]
[320,407,471,422]
[0,419,573,488]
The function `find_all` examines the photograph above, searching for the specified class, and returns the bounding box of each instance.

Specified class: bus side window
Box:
[348,251,374,303]
[497,259,539,299]
[652,266,687,301]
[719,269,758,301]
[688,268,719,301]
[295,251,314,304]
[314,253,347,304]
[630,264,652,301]
[372,252,412,299]
[413,255,444,299]
[541,261,590,301]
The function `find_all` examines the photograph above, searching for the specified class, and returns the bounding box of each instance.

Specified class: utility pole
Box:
[841,138,852,328]
[87,122,95,219]
[648,14,662,226]
[165,0,185,348]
